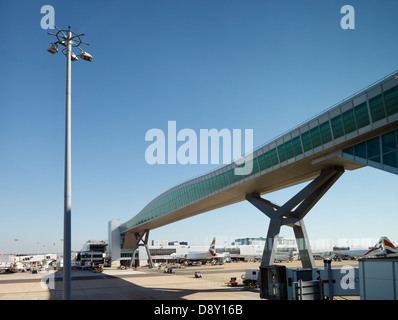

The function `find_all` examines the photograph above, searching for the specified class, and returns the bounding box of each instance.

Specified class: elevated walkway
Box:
[119,71,398,267]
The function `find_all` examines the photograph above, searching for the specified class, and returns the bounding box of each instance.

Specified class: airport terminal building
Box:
[107,219,298,267]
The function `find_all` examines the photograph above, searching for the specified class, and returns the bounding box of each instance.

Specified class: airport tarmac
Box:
[0,260,359,300]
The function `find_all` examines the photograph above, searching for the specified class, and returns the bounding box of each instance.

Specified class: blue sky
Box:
[1,0,398,254]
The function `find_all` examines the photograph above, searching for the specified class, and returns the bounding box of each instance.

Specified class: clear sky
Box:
[1,0,398,254]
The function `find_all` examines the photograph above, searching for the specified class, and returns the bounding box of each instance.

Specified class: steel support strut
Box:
[246,166,344,269]
[129,230,153,268]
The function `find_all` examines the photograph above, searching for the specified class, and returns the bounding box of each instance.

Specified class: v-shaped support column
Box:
[246,166,344,269]
[129,229,153,268]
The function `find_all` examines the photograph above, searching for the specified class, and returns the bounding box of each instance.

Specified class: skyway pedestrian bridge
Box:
[119,71,398,268]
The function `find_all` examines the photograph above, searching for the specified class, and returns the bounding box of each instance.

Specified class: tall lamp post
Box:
[46,26,93,300]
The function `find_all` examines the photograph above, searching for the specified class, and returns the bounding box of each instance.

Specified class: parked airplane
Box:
[178,238,222,265]
[326,236,397,260]
[274,249,295,262]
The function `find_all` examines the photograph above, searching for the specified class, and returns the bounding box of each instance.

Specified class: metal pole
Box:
[63,28,72,300]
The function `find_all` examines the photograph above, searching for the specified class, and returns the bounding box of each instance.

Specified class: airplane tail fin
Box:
[364,237,398,257]
[209,237,217,257]
[381,237,398,256]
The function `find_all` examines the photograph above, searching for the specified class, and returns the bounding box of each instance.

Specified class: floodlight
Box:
[47,44,58,54]
[71,52,79,61]
[79,51,93,62]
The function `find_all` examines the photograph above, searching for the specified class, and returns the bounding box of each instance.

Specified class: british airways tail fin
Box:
[364,237,398,257]
[209,237,217,257]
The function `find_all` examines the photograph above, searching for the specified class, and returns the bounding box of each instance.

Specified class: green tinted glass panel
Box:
[228,170,234,185]
[301,131,312,152]
[251,158,259,175]
[367,137,380,159]
[343,147,354,155]
[382,131,397,153]
[320,121,332,144]
[370,156,381,163]
[278,144,286,162]
[383,152,398,168]
[216,175,222,190]
[285,140,294,159]
[264,152,272,168]
[221,173,227,188]
[331,115,344,139]
[384,85,398,116]
[198,182,204,198]
[223,172,229,187]
[354,103,370,128]
[234,166,244,182]
[310,127,321,148]
[258,154,266,171]
[230,170,238,183]
[212,177,218,191]
[292,136,303,155]
[369,94,386,122]
[342,109,356,134]
[354,142,366,158]
[270,148,279,166]
[205,179,212,193]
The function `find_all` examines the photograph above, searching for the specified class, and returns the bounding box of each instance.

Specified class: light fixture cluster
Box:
[47,25,93,62]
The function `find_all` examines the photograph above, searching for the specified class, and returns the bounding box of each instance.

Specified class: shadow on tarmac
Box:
[43,269,259,300]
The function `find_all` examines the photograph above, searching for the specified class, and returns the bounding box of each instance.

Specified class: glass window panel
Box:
[231,166,240,182]
[278,144,286,162]
[292,136,303,155]
[258,153,266,171]
[285,140,294,159]
[382,131,397,153]
[186,191,192,204]
[235,170,244,181]
[211,177,217,192]
[331,115,344,139]
[369,156,381,163]
[244,160,256,176]
[343,147,354,155]
[205,179,212,193]
[383,152,398,168]
[223,172,230,186]
[199,182,206,197]
[252,158,259,174]
[221,174,226,188]
[367,137,380,159]
[216,175,222,190]
[354,142,366,158]
[354,102,370,128]
[310,126,321,148]
[270,148,279,166]
[228,170,234,185]
[369,94,386,122]
[218,173,225,188]
[384,85,398,116]
[342,109,356,134]
[198,182,205,198]
[264,152,272,168]
[320,121,332,144]
[301,131,312,152]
